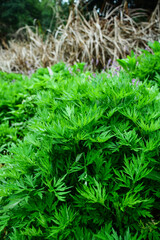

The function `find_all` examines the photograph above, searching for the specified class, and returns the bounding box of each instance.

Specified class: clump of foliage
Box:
[0,52,160,239]
[0,72,32,151]
[117,40,160,87]
[0,70,50,151]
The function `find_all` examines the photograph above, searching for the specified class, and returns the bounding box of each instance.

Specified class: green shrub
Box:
[0,61,160,239]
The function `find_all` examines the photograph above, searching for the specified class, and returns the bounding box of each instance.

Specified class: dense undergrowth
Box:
[0,42,160,239]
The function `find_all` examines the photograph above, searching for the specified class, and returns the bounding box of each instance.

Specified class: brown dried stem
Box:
[0,4,160,74]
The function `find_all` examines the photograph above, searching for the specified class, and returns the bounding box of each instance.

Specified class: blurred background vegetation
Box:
[0,0,159,74]
[0,0,159,42]
[0,0,70,41]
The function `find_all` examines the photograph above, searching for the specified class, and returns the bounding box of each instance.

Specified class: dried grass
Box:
[0,3,160,74]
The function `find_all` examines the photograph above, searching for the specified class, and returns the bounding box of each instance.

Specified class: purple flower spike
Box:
[96,59,99,66]
[107,59,112,68]
[132,79,140,86]
[68,67,73,74]
[113,71,118,76]
[28,69,35,76]
[91,59,94,64]
[136,80,140,86]
[92,73,96,78]
[115,66,120,71]
[132,79,136,84]
[108,59,111,65]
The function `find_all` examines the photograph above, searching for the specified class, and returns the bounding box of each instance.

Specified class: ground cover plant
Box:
[0,46,160,239]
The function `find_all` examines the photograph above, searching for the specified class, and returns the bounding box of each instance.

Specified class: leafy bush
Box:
[0,60,160,239]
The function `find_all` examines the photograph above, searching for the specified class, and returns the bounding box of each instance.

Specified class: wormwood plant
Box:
[0,70,47,151]
[0,72,31,151]
[0,66,70,152]
[0,61,160,239]
[117,41,160,88]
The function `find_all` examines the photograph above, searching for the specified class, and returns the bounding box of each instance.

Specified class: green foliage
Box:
[117,50,137,73]
[0,71,37,151]
[117,41,160,88]
[0,56,160,239]
[95,225,144,240]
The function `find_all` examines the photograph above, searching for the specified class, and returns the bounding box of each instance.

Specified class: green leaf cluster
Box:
[117,41,160,88]
[0,58,160,239]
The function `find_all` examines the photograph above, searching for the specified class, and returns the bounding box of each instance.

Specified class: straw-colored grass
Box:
[0,3,160,74]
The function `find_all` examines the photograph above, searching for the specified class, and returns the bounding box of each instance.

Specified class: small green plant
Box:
[117,50,137,73]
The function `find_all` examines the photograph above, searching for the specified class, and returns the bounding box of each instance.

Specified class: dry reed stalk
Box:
[0,3,160,74]
[53,3,160,70]
[0,26,56,74]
